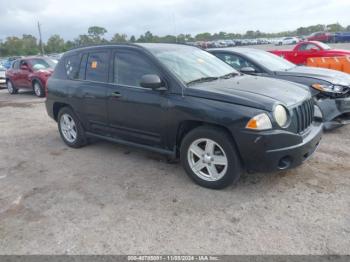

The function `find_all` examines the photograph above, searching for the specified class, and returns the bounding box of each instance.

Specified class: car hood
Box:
[185,75,310,111]
[276,66,350,86]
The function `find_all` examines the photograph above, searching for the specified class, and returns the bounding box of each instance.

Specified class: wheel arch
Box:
[53,102,71,121]
[31,77,43,88]
[175,120,244,166]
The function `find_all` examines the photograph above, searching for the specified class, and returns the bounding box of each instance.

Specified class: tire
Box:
[57,107,87,148]
[180,126,241,189]
[33,80,45,97]
[7,80,18,94]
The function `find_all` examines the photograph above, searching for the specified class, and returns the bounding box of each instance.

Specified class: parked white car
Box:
[276,37,299,46]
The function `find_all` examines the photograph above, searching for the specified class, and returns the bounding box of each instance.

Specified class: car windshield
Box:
[30,58,57,71]
[144,44,238,84]
[244,50,296,71]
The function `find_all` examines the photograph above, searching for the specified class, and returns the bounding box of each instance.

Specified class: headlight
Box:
[246,113,272,130]
[273,105,288,127]
[311,83,346,94]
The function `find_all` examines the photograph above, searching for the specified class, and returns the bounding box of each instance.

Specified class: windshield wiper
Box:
[186,77,219,85]
[219,72,240,79]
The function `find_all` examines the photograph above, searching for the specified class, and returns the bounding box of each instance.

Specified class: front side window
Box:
[12,61,20,69]
[114,51,159,87]
[86,51,109,82]
[299,43,320,51]
[146,45,237,84]
[29,58,57,71]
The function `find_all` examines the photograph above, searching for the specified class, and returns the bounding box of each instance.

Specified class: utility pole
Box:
[37,21,44,56]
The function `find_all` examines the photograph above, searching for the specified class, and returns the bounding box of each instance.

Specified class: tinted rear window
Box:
[65,54,80,79]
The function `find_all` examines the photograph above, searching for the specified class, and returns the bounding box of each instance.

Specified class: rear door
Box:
[106,48,168,147]
[67,50,110,133]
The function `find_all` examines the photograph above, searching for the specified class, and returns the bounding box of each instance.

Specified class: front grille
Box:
[293,99,314,133]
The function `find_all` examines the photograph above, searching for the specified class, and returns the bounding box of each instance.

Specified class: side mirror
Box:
[140,74,165,90]
[20,64,29,70]
[240,67,256,74]
[310,48,318,52]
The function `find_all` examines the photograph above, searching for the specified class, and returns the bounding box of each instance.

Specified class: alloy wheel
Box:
[187,138,228,182]
[34,82,41,97]
[60,114,77,143]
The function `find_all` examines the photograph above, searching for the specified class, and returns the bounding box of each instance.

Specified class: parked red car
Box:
[269,41,350,65]
[5,57,57,97]
[307,32,334,43]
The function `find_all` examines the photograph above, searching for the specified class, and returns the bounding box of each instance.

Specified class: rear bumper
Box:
[45,98,55,120]
[318,97,350,129]
[235,122,323,172]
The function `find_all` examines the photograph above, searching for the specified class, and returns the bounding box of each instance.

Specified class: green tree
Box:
[111,33,128,43]
[88,26,107,37]
[45,34,65,53]
[64,40,76,51]
[129,35,136,42]
[195,32,211,41]
[327,23,344,32]
[21,34,39,55]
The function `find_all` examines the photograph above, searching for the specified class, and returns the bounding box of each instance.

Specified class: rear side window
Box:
[65,54,80,79]
[113,51,159,87]
[86,51,109,82]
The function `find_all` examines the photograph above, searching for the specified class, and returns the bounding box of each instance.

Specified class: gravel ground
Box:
[0,82,350,255]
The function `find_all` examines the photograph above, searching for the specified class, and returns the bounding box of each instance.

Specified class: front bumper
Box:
[318,97,350,129]
[235,121,323,172]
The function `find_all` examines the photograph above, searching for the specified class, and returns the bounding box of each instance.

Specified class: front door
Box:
[107,48,168,148]
[17,60,31,88]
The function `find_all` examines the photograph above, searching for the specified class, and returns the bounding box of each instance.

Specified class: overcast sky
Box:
[0,0,350,41]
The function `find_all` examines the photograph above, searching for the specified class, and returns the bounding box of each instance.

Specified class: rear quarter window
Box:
[64,54,81,79]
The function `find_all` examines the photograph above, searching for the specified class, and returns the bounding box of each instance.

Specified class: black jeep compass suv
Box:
[46,43,323,189]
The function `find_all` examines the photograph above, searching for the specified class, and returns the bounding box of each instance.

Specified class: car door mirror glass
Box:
[240,67,256,74]
[140,74,164,90]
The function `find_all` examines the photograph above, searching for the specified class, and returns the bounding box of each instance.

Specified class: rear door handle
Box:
[110,92,122,98]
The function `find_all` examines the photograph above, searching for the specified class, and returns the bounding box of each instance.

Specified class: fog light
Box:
[278,156,292,170]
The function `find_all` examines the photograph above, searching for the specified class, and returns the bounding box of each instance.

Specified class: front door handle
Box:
[110,92,122,98]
